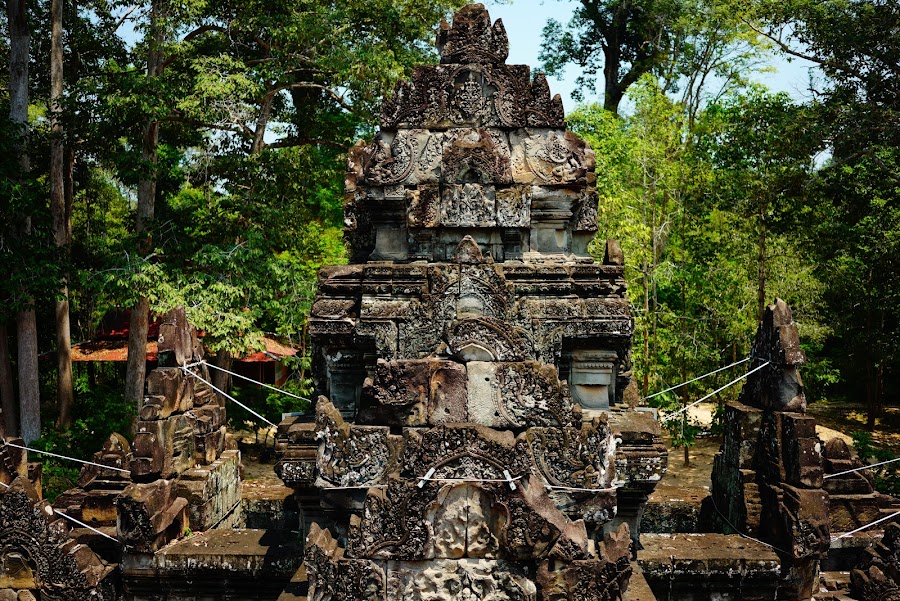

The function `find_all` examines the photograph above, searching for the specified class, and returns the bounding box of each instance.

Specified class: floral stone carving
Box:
[0,478,116,600]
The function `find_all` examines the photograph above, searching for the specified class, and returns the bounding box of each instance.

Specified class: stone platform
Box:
[122,529,302,601]
[643,484,709,534]
[638,533,780,600]
[626,563,658,601]
[241,480,298,530]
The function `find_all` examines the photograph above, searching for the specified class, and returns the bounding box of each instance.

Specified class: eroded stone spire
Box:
[436,3,509,65]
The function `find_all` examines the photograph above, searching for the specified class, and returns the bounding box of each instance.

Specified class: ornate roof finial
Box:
[437,4,509,65]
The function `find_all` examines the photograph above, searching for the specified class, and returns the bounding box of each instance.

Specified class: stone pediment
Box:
[0,478,117,599]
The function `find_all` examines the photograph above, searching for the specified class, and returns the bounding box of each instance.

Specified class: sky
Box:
[484,0,823,115]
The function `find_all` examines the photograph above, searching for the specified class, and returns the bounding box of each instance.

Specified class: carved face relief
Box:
[363,132,414,186]
[441,184,496,227]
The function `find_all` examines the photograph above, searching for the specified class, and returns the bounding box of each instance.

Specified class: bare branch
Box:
[264,82,353,112]
[112,5,140,33]
[263,137,349,151]
[741,19,831,68]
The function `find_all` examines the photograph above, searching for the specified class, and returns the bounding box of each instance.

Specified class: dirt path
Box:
[661,401,855,490]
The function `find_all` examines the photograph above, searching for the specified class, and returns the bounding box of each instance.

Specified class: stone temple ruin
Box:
[2,4,900,601]
[274,3,668,597]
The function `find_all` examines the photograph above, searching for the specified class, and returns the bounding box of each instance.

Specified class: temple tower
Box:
[276,4,667,598]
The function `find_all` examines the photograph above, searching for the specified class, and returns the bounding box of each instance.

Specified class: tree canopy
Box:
[1,0,898,471]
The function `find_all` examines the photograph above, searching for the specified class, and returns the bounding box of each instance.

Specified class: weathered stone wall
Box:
[115,307,241,558]
[11,307,249,600]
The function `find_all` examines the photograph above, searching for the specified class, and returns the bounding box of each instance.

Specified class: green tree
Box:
[541,0,689,113]
[738,0,900,426]
[697,89,821,321]
[540,0,768,115]
[570,79,829,464]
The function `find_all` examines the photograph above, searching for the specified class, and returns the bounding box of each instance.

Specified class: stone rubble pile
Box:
[113,307,241,556]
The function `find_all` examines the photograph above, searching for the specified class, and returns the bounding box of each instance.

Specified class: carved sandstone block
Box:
[131,414,196,480]
[315,398,402,488]
[145,367,194,416]
[176,449,241,531]
[385,559,537,600]
[467,361,576,428]
[116,479,189,552]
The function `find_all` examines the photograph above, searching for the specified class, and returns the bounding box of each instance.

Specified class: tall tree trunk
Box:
[8,0,40,443]
[124,0,164,410]
[756,200,767,323]
[681,363,689,467]
[51,0,74,429]
[865,357,879,431]
[0,323,16,436]
[650,179,658,371]
[125,298,150,407]
[603,45,624,115]
[16,313,40,442]
[250,92,275,155]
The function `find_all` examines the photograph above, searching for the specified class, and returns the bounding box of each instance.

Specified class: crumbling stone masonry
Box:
[705,299,831,600]
[850,521,900,600]
[16,307,247,599]
[275,4,666,599]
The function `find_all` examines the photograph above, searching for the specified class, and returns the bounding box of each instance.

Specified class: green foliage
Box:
[31,369,134,501]
[648,392,703,449]
[850,431,900,496]
[0,116,65,320]
[570,76,833,454]
[540,0,770,113]
[229,376,311,435]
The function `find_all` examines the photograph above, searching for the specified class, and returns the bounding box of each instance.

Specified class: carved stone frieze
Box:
[437,3,508,65]
[0,478,116,600]
[443,128,512,184]
[398,425,531,481]
[315,398,401,488]
[442,183,496,226]
[381,64,564,131]
[509,129,594,185]
[346,477,590,562]
[527,418,617,491]
[465,361,576,427]
[387,558,537,600]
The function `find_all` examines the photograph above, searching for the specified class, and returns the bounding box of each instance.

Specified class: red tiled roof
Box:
[71,340,158,362]
[71,336,296,363]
